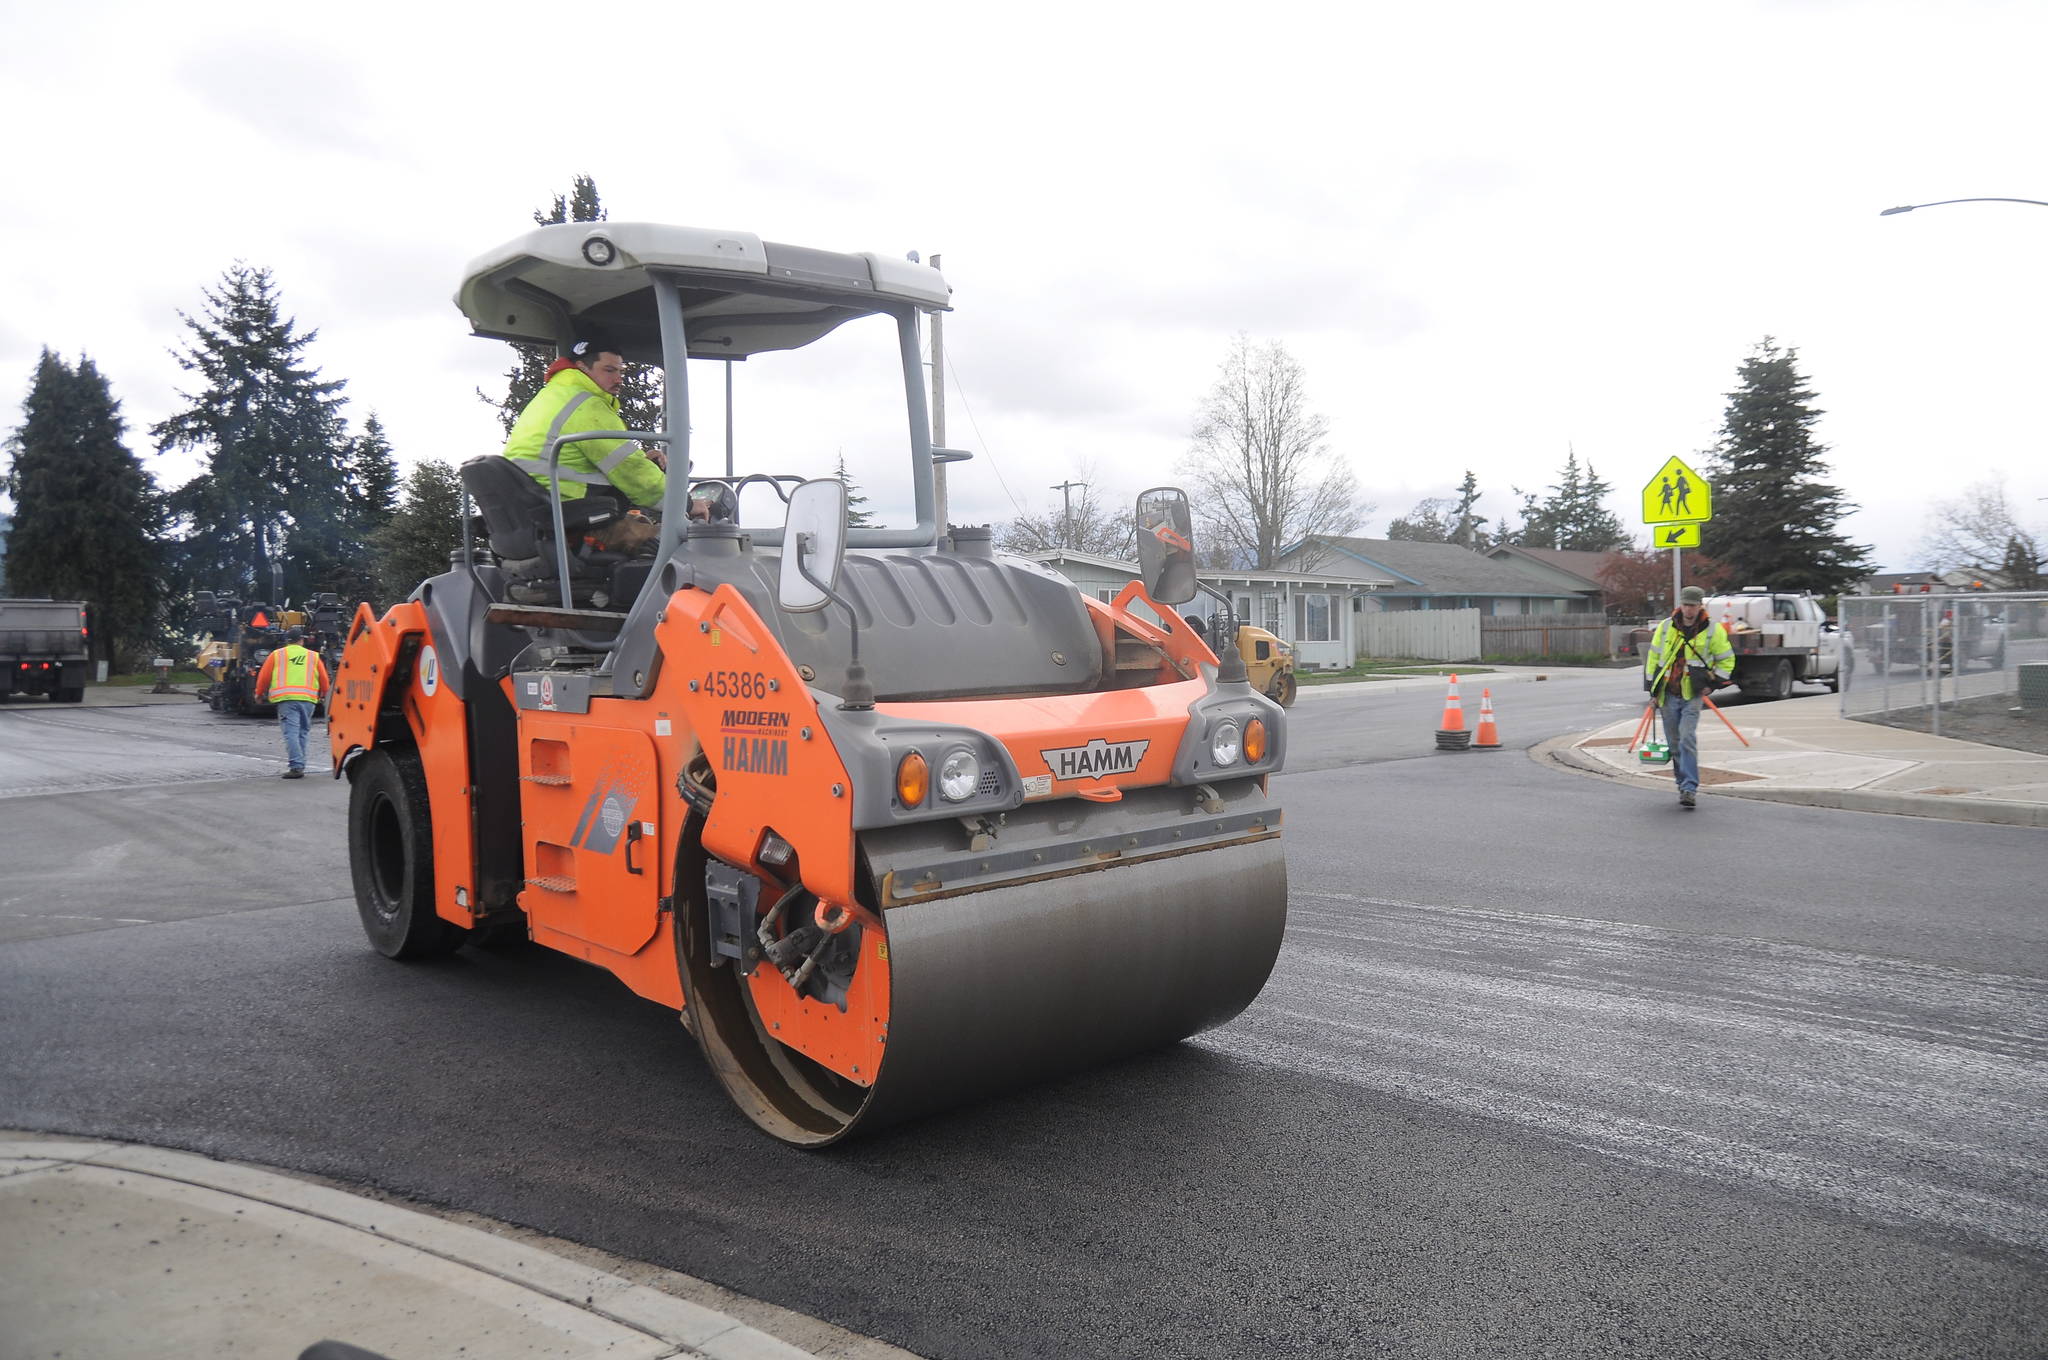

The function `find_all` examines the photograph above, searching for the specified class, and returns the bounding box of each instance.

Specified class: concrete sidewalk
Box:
[0,1133,905,1360]
[1545,691,2048,827]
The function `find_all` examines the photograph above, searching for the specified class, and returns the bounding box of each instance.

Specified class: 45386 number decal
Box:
[703,669,769,699]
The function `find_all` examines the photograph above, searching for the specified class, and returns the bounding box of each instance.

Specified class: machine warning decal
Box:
[1021,774,1053,798]
[539,676,557,711]
[1041,738,1150,780]
[417,646,439,697]
[719,708,791,776]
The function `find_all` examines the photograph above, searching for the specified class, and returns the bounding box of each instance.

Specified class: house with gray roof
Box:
[1483,544,1624,614]
[1276,535,1579,615]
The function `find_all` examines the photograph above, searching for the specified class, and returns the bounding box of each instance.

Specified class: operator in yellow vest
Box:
[502,335,666,553]
[254,626,332,780]
[1642,585,1736,809]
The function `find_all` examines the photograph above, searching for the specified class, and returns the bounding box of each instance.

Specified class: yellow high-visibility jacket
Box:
[503,368,665,508]
[1644,615,1735,701]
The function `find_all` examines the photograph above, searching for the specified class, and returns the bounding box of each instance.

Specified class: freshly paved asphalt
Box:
[2,686,2044,1358]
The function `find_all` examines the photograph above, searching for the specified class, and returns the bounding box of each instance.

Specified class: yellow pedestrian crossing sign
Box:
[1653,523,1700,549]
[1642,456,1712,524]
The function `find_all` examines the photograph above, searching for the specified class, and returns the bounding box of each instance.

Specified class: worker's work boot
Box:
[282,769,304,780]
[1679,789,1696,808]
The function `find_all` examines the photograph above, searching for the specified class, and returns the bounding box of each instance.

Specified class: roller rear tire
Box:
[1269,672,1298,707]
[348,748,468,959]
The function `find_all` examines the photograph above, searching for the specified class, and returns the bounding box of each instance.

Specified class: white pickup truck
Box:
[1632,588,1847,701]
[1703,588,1847,699]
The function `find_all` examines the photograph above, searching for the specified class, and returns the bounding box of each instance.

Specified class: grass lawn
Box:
[101,670,212,687]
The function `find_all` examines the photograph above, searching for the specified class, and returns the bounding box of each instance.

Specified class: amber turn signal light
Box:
[896,751,929,806]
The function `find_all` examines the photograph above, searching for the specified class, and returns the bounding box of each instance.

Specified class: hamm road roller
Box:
[330,222,1287,1144]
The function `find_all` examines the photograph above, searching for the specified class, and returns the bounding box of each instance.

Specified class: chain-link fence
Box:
[1838,591,2048,738]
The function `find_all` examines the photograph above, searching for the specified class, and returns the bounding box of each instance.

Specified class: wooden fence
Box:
[1354,609,1482,662]
[1478,612,1614,659]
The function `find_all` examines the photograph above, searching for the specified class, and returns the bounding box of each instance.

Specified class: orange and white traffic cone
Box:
[1435,673,1471,751]
[1472,689,1502,750]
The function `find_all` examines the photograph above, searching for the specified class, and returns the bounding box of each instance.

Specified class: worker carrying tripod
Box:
[1643,585,1736,808]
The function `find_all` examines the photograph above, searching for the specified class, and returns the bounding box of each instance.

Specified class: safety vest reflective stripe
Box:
[505,391,618,486]
[270,647,321,702]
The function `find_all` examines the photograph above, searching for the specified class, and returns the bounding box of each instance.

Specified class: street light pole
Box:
[1879,197,2048,216]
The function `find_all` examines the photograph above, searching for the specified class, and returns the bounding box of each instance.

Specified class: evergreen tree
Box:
[1497,485,1555,549]
[1552,455,1628,551]
[1450,470,1488,549]
[1496,452,1627,552]
[1705,338,1872,594]
[372,460,466,602]
[2,350,164,664]
[834,454,877,527]
[153,264,355,607]
[321,411,401,607]
[1385,498,1454,542]
[348,412,399,527]
[483,176,663,436]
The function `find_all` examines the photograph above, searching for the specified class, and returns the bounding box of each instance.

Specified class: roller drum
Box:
[684,791,1287,1146]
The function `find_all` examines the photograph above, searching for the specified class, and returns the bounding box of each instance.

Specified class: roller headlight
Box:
[1209,718,1242,767]
[938,749,981,802]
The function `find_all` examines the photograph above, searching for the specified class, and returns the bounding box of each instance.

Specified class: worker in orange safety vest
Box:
[254,626,332,779]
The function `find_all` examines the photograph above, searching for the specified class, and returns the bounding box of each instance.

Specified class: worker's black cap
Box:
[285,625,306,642]
[1679,586,1706,605]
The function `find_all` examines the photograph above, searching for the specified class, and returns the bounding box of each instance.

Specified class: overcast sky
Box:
[4,0,2043,573]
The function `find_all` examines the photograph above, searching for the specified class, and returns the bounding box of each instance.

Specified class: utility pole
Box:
[1051,479,1088,548]
[929,253,947,542]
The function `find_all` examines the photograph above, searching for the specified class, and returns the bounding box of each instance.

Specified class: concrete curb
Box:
[1535,735,2048,828]
[0,1134,823,1360]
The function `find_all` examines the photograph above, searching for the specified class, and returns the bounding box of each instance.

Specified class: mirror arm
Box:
[795,533,873,710]
[1192,581,1249,684]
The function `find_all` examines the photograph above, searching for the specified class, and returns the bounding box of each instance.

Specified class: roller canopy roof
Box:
[456,222,953,364]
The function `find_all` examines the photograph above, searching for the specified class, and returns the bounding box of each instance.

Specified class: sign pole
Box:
[1672,545,1681,612]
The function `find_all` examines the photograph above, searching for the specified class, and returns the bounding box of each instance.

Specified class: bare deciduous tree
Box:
[1919,475,2045,589]
[995,463,1137,559]
[1180,334,1366,569]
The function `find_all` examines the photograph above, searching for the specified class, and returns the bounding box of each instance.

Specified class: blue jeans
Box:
[278,700,314,772]
[1659,694,1703,794]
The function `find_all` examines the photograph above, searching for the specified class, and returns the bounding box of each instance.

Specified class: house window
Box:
[1097,589,1116,603]
[1262,594,1283,634]
[1298,593,1334,642]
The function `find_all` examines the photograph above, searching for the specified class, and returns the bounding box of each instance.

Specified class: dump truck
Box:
[330,222,1289,1145]
[0,598,91,702]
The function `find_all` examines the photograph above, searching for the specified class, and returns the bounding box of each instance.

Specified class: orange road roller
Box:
[330,223,1287,1144]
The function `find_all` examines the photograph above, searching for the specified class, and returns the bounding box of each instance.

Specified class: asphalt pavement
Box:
[0,684,2039,1351]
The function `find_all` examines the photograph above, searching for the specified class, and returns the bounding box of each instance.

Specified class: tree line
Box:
[0,178,628,668]
[999,332,1887,621]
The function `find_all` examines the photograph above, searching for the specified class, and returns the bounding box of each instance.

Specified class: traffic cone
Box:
[1434,673,1472,751]
[1472,689,1502,750]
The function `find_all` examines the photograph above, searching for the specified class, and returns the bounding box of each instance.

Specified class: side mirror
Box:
[1135,486,1198,606]
[777,478,849,613]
